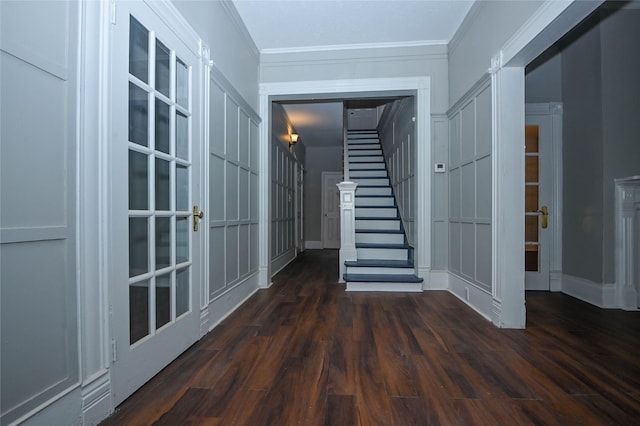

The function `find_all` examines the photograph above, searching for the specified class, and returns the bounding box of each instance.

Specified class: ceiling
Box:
[232,0,474,52]
[234,0,474,149]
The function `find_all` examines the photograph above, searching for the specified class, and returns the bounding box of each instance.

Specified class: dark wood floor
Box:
[101,249,640,425]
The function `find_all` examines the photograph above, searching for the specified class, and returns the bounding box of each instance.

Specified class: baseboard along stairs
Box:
[344,129,423,291]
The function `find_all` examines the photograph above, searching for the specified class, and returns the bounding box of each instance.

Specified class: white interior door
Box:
[322,172,342,249]
[110,1,203,405]
[524,114,553,290]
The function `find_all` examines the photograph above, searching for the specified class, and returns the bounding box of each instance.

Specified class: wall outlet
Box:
[434,163,446,173]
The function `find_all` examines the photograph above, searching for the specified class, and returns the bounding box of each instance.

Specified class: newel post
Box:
[337,181,358,283]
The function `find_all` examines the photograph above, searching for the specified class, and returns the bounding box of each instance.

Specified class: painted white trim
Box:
[448,273,493,322]
[346,282,423,292]
[490,64,526,329]
[425,270,449,290]
[143,0,201,57]
[261,40,448,55]
[206,275,261,332]
[614,177,640,310]
[560,274,616,309]
[259,76,431,292]
[305,240,323,250]
[271,248,297,277]
[81,372,112,425]
[258,90,271,288]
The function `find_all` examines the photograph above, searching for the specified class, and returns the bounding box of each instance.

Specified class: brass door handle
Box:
[193,205,204,232]
[538,205,548,229]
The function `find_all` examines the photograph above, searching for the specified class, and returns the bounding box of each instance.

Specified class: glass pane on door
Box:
[525,125,540,272]
[127,16,192,347]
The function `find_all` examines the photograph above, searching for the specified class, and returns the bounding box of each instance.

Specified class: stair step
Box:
[355,196,395,207]
[356,232,404,244]
[350,162,385,170]
[348,143,381,150]
[355,218,400,230]
[349,149,382,156]
[355,207,397,218]
[350,169,388,178]
[343,273,423,283]
[356,186,392,196]
[351,177,389,186]
[357,246,408,261]
[349,156,384,163]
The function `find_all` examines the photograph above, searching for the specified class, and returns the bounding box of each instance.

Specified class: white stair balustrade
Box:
[337,181,358,283]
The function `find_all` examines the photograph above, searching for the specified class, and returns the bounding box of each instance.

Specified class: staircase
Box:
[343,130,423,291]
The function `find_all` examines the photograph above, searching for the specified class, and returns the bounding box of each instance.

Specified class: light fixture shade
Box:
[290,133,299,144]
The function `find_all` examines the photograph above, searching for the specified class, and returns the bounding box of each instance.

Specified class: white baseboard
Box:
[305,240,322,249]
[424,270,449,290]
[560,274,616,308]
[271,249,296,276]
[206,274,260,332]
[448,273,493,322]
[81,372,112,426]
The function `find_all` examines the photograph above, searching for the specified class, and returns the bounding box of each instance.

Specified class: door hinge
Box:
[110,0,117,25]
[111,339,117,363]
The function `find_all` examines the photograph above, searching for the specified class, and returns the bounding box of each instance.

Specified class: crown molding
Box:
[261,40,448,56]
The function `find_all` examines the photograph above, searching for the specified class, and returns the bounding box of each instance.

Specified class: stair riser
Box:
[349,149,382,156]
[355,197,394,207]
[349,162,385,170]
[357,248,408,261]
[356,220,400,230]
[356,187,392,196]
[346,282,423,292]
[346,266,414,275]
[356,233,404,244]
[349,156,384,163]
[350,170,387,178]
[348,143,380,150]
[356,207,397,218]
[351,178,389,186]
[348,138,379,144]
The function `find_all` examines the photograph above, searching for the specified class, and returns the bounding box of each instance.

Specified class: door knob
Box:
[538,205,548,229]
[193,205,204,232]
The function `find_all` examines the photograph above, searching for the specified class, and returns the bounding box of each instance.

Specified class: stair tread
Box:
[355,229,403,234]
[345,259,414,267]
[356,205,395,209]
[356,242,408,249]
[343,273,423,283]
[349,168,386,171]
[356,216,400,220]
[355,194,394,198]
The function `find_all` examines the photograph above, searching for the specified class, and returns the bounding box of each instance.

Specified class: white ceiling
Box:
[236,0,475,149]
[232,0,474,52]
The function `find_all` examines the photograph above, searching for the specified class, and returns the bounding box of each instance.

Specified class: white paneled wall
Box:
[208,77,260,301]
[378,98,416,245]
[448,79,492,292]
[271,139,296,261]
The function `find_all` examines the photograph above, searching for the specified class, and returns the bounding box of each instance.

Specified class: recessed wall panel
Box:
[209,227,226,298]
[226,164,239,220]
[461,163,475,219]
[226,99,239,162]
[476,86,492,156]
[460,222,475,279]
[449,222,461,273]
[476,155,492,220]
[210,155,225,221]
[210,81,225,155]
[239,224,249,277]
[475,224,492,291]
[461,101,475,164]
[226,225,239,284]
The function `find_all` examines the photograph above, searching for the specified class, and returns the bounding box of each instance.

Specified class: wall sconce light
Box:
[289,133,299,147]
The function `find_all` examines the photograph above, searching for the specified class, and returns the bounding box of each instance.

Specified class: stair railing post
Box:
[343,103,350,181]
[337,181,358,283]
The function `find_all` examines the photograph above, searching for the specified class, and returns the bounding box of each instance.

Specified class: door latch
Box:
[193,205,204,232]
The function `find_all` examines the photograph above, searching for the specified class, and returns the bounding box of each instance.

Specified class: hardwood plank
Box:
[100,250,640,426]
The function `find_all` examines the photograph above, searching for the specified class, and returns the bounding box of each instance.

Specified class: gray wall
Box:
[600,7,640,283]
[271,103,304,270]
[449,0,544,105]
[261,44,450,114]
[0,1,79,423]
[525,5,640,285]
[378,98,417,245]
[172,0,259,110]
[304,146,343,244]
[561,13,604,283]
[448,81,493,292]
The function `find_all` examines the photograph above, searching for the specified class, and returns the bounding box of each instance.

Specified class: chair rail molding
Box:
[615,176,640,311]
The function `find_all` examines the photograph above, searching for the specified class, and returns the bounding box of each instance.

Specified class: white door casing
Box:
[109,1,203,405]
[322,171,342,249]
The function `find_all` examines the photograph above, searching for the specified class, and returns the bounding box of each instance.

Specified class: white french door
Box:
[110,1,203,405]
[524,114,553,290]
